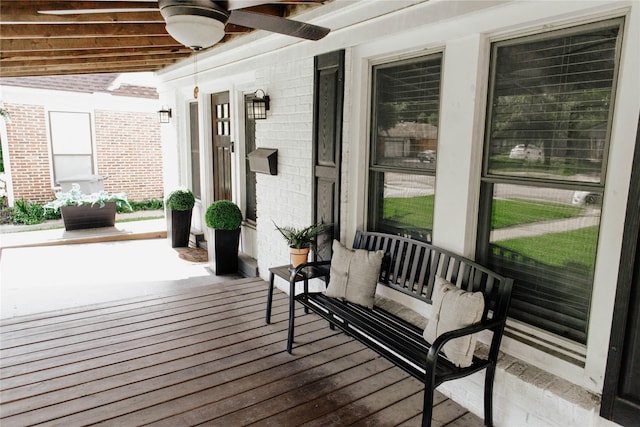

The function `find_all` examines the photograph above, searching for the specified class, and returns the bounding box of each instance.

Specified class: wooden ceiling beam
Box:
[0,1,162,24]
[1,36,183,52]
[0,64,164,78]
[0,23,254,39]
[0,23,169,39]
[3,57,181,70]
[2,47,192,62]
[2,53,190,68]
[0,12,164,24]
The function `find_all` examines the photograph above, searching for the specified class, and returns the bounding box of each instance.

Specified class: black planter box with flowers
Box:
[44,183,131,231]
[60,202,117,230]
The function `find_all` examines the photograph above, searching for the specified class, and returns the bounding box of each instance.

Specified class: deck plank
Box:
[0,293,290,375]
[0,276,483,426]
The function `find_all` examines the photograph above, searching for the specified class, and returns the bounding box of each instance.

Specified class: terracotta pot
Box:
[290,247,310,268]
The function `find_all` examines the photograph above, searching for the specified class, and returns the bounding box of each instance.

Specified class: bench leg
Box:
[303,278,309,314]
[286,277,296,354]
[266,272,275,324]
[484,363,496,427]
[422,386,434,427]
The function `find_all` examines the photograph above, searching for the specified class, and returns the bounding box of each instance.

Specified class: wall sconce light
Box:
[247,89,270,120]
[157,106,172,123]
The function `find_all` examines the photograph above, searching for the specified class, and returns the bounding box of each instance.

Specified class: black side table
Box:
[266,264,330,353]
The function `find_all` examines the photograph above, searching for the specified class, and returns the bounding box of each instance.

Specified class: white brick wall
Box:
[254,57,316,283]
[436,345,614,427]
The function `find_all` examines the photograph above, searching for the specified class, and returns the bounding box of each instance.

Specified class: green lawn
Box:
[383,195,583,231]
[492,198,583,229]
[382,194,595,269]
[495,226,598,270]
[383,195,434,229]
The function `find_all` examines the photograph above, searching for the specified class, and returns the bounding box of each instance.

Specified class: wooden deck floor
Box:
[0,277,482,426]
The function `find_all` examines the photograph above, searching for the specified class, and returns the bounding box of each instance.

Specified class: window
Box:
[189,102,201,199]
[368,54,442,242]
[49,111,94,184]
[244,94,257,223]
[478,20,622,344]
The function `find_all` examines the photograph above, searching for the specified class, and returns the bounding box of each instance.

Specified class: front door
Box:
[601,116,640,425]
[211,91,232,201]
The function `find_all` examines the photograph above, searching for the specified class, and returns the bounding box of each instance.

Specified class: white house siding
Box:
[156,1,640,426]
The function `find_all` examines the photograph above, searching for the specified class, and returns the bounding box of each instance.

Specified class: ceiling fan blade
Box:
[39,8,159,15]
[228,9,329,41]
[225,0,278,10]
[225,1,325,11]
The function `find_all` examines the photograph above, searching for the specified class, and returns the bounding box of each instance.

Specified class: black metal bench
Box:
[287,231,513,427]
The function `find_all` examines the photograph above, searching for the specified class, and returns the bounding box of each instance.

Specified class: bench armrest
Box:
[291,260,331,277]
[291,261,331,294]
[426,319,504,368]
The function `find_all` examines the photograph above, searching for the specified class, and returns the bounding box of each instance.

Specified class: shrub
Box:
[12,198,47,225]
[205,200,242,230]
[129,199,164,211]
[166,190,195,211]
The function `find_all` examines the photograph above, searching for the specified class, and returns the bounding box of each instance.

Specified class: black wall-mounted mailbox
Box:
[248,148,278,175]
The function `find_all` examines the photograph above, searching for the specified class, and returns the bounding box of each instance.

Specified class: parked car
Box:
[417,149,436,163]
[509,144,544,162]
[572,191,602,205]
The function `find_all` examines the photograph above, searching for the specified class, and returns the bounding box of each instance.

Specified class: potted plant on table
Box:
[205,200,243,275]
[44,183,132,231]
[166,189,195,248]
[275,222,331,267]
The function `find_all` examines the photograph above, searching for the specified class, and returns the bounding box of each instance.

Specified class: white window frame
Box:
[47,110,96,186]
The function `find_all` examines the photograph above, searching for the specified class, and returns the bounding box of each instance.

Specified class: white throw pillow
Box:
[423,276,485,367]
[324,240,383,309]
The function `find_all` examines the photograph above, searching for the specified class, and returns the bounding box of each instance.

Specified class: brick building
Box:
[0,73,164,206]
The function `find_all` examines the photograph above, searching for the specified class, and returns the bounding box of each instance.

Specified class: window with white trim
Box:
[368,54,442,242]
[477,19,622,345]
[49,111,94,184]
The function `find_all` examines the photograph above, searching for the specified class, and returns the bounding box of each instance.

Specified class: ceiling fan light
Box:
[164,15,225,50]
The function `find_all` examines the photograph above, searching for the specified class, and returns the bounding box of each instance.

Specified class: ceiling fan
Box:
[40,0,331,51]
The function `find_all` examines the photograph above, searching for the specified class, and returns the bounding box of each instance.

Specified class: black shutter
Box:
[312,50,345,261]
[601,115,640,425]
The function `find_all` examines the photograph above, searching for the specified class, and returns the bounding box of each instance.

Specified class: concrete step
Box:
[190,231,206,249]
[238,252,258,278]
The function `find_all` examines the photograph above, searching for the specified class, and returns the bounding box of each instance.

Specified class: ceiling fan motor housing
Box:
[159,0,230,50]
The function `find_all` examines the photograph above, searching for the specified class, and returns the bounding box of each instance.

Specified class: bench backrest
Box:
[353,231,513,326]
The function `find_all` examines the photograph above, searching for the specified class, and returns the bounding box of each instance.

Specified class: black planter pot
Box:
[213,228,241,275]
[61,203,116,231]
[169,209,193,248]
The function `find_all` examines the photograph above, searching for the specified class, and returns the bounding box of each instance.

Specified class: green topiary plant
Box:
[205,200,242,230]
[166,189,195,211]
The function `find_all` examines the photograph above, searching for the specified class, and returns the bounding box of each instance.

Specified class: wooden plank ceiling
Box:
[0,0,325,78]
